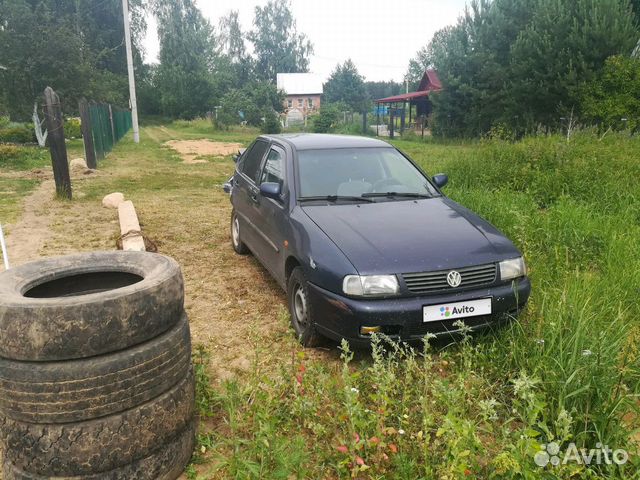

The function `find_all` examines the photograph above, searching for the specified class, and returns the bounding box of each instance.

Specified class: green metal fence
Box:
[88,103,132,160]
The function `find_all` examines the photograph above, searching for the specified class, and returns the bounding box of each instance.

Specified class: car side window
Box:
[241,140,269,183]
[260,148,284,188]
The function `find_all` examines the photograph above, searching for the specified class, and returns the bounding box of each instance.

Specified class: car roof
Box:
[259,133,392,151]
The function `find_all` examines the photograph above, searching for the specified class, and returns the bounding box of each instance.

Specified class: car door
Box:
[232,139,270,252]
[251,145,288,280]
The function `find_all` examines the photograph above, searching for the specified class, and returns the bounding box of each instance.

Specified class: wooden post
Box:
[43,87,72,199]
[362,110,367,134]
[79,98,97,169]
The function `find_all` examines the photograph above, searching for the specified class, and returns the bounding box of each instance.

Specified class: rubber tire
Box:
[0,314,191,424]
[0,251,184,361]
[2,419,196,480]
[0,370,195,477]
[231,210,250,255]
[287,267,324,347]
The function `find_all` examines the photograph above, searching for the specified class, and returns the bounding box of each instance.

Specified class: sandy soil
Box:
[165,139,244,164]
[3,179,55,266]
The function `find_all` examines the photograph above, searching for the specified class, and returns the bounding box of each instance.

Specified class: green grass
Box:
[0,145,50,225]
[0,178,39,225]
[0,144,50,171]
[5,119,636,478]
[186,128,639,479]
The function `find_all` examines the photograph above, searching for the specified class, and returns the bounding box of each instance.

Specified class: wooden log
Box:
[43,87,71,199]
[117,201,145,251]
[78,98,97,169]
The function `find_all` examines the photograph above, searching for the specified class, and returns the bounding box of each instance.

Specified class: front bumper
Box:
[308,278,531,347]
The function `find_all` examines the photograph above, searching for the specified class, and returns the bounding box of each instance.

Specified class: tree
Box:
[218,82,284,128]
[581,55,640,132]
[323,60,368,112]
[410,0,639,137]
[218,10,252,87]
[365,81,403,101]
[249,0,313,82]
[153,0,216,118]
[0,0,146,120]
[510,0,638,127]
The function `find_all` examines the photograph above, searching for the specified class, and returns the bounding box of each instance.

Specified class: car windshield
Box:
[296,147,438,200]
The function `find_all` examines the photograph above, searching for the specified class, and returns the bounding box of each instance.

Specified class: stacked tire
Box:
[0,251,195,479]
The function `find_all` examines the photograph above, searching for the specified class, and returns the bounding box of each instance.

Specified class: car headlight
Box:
[343,275,399,297]
[499,257,527,281]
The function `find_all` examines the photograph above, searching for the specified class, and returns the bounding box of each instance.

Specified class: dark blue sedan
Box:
[226,134,530,347]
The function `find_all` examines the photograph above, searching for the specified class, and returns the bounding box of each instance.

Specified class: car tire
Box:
[231,210,250,255]
[0,370,195,477]
[287,267,324,347]
[0,314,191,424]
[2,419,196,480]
[0,251,184,362]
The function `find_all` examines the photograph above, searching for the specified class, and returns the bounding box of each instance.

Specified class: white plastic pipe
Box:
[0,224,9,270]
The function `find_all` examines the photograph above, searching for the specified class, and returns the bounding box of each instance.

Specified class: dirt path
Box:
[164,139,243,164]
[4,130,338,384]
[4,179,55,266]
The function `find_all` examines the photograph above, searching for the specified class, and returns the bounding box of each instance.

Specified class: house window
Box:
[287,99,292,108]
[298,98,304,108]
[307,98,314,108]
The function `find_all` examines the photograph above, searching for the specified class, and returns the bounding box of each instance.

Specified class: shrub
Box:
[580,55,640,132]
[0,123,36,144]
[261,110,282,134]
[0,144,48,170]
[312,104,340,133]
[64,118,82,139]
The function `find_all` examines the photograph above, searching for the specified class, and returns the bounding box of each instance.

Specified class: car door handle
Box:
[250,192,259,203]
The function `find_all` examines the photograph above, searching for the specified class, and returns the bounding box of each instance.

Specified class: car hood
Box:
[302,197,521,275]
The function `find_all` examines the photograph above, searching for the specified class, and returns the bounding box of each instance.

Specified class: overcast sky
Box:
[143,0,469,83]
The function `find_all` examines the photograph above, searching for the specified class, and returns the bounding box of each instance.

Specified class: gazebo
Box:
[374,69,442,138]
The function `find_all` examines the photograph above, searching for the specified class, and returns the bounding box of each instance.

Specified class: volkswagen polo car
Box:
[225,134,530,347]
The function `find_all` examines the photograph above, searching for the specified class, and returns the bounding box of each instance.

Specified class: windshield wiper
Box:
[361,192,433,199]
[298,195,374,203]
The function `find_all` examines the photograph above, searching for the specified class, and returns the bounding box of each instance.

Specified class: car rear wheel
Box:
[231,210,249,255]
[287,267,324,347]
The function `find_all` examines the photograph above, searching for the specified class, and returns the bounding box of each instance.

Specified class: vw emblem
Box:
[446,270,462,288]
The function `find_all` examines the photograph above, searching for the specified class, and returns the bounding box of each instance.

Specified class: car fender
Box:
[286,206,358,294]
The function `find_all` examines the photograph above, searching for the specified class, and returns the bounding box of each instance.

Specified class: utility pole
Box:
[122,0,140,143]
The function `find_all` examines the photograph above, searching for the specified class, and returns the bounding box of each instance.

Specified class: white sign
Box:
[423,298,491,323]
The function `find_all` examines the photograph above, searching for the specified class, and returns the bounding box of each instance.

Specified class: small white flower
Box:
[582,349,593,356]
[398,429,405,435]
[536,339,545,345]
[350,387,359,394]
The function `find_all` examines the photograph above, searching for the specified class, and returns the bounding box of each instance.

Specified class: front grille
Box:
[402,263,497,294]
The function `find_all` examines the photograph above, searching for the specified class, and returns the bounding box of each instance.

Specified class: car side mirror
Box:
[222,175,234,194]
[260,182,281,200]
[432,173,448,188]
[232,148,246,163]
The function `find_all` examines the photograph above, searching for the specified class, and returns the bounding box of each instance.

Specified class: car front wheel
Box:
[230,211,249,255]
[287,267,324,347]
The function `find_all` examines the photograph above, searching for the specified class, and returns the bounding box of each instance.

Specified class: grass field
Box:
[0,122,638,479]
[187,127,640,479]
